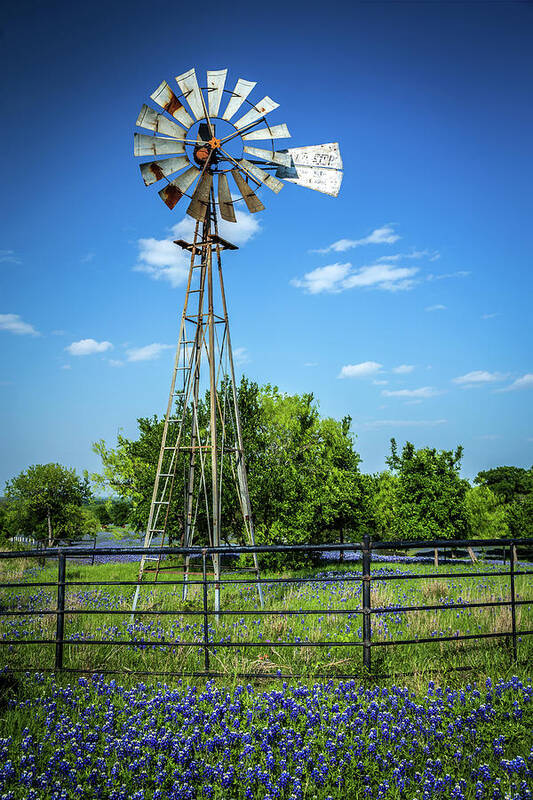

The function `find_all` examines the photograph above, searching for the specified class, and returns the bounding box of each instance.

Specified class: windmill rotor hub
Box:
[209,136,221,149]
[193,144,211,165]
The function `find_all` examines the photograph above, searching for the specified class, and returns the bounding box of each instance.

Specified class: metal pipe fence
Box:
[0,536,532,679]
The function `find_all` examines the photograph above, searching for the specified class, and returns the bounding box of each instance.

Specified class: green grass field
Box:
[1,554,531,688]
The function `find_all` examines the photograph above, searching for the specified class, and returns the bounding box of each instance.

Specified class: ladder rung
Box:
[159,473,174,477]
[149,529,165,533]
[154,501,170,505]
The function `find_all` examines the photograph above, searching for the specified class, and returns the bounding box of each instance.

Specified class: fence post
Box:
[55,552,66,671]
[202,548,210,674]
[509,539,517,662]
[362,533,372,675]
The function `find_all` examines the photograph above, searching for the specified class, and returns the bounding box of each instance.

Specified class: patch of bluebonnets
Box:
[0,673,531,799]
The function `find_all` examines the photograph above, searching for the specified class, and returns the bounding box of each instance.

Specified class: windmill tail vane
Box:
[131,68,343,618]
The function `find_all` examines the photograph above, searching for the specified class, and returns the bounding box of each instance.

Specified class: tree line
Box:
[1,378,532,550]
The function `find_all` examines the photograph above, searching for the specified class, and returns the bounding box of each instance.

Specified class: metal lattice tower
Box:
[131,67,343,613]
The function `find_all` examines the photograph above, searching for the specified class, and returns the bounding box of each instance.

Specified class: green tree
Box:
[109,498,132,527]
[474,466,533,504]
[465,485,508,539]
[87,500,112,528]
[369,471,399,539]
[505,495,533,539]
[4,463,95,546]
[92,379,366,554]
[475,465,533,540]
[386,439,469,543]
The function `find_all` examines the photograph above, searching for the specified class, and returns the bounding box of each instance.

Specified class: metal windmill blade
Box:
[140,156,189,186]
[242,124,291,140]
[150,81,194,129]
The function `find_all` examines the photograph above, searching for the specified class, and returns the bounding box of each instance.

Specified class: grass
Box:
[1,554,531,688]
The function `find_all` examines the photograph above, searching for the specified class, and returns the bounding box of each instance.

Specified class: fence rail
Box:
[0,536,532,679]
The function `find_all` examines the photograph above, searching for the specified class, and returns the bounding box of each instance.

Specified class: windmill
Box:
[131,68,343,615]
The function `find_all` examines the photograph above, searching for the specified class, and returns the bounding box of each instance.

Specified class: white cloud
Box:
[60,364,72,370]
[425,304,447,312]
[134,210,260,288]
[373,379,389,385]
[0,250,22,264]
[315,226,401,254]
[233,347,250,366]
[360,418,447,429]
[134,236,189,288]
[291,262,418,294]
[481,312,499,320]
[51,329,66,336]
[126,343,174,362]
[291,262,351,294]
[338,361,382,379]
[499,374,533,392]
[453,370,507,387]
[382,386,441,399]
[392,364,414,374]
[427,270,470,281]
[80,252,95,264]
[377,249,439,263]
[66,339,112,356]
[108,359,125,368]
[0,313,40,336]
[312,225,400,254]
[343,264,418,292]
[304,362,318,367]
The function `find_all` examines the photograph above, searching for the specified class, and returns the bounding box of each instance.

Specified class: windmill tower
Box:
[131,68,343,614]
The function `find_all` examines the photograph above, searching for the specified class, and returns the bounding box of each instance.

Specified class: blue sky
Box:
[1,0,532,488]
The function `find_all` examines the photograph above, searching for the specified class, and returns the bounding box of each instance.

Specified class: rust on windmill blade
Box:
[159,184,184,210]
[158,166,201,208]
[149,163,165,182]
[140,156,189,186]
[150,81,194,128]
